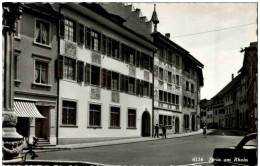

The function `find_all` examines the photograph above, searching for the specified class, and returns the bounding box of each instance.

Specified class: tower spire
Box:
[151,4,159,32]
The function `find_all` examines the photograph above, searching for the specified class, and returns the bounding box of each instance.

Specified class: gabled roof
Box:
[213,74,242,98]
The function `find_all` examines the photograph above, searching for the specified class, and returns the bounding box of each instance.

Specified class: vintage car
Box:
[213,133,257,165]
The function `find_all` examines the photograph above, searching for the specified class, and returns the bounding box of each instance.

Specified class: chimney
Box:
[232,74,234,80]
[135,8,140,11]
[165,33,170,39]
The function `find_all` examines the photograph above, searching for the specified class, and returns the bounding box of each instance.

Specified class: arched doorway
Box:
[141,111,151,137]
[175,117,180,133]
[191,115,196,131]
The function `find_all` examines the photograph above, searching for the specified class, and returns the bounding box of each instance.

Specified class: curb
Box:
[32,130,214,153]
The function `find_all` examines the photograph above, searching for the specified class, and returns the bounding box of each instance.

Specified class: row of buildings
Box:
[200,42,257,132]
[3,2,204,146]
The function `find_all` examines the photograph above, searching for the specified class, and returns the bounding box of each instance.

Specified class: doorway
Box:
[192,115,196,131]
[35,106,50,139]
[175,117,180,133]
[141,111,151,137]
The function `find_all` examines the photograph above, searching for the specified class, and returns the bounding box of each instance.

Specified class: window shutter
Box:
[150,56,153,72]
[77,23,84,45]
[135,79,140,96]
[85,63,91,85]
[101,69,107,88]
[120,43,124,61]
[140,53,144,69]
[150,83,153,98]
[140,80,143,96]
[107,70,111,89]
[102,35,107,55]
[120,74,124,92]
[164,70,168,81]
[107,37,112,57]
[77,61,84,82]
[136,51,140,67]
[124,76,129,93]
[55,56,63,79]
[59,19,65,39]
[85,27,91,48]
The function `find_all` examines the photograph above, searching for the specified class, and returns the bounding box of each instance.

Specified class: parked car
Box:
[213,133,257,165]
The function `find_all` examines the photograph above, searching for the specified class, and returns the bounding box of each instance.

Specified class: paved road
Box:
[37,132,244,165]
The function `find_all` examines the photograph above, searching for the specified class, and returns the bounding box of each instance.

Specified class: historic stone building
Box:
[52,3,156,144]
[101,2,204,133]
[13,3,60,145]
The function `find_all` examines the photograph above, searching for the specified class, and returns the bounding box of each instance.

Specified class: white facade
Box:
[56,3,155,144]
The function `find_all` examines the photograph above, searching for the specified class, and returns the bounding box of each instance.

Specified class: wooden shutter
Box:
[136,50,140,67]
[140,80,143,96]
[55,56,63,79]
[77,61,84,82]
[135,79,140,96]
[150,83,153,98]
[102,35,107,55]
[107,37,112,57]
[107,70,111,89]
[77,23,84,45]
[140,53,144,69]
[101,69,107,88]
[120,43,125,61]
[124,76,129,93]
[120,74,124,92]
[85,63,91,85]
[85,27,91,48]
[150,56,153,72]
[59,19,65,39]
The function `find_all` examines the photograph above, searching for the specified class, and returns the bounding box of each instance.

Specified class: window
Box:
[120,74,125,92]
[35,20,50,45]
[107,70,111,89]
[186,81,189,91]
[85,63,91,84]
[171,94,175,104]
[187,98,191,107]
[128,109,136,128]
[176,55,180,67]
[112,39,119,59]
[168,116,172,126]
[142,53,149,70]
[77,61,84,82]
[164,92,167,102]
[143,81,149,97]
[135,79,140,96]
[14,54,19,80]
[15,20,20,38]
[91,65,100,86]
[64,18,76,42]
[101,69,107,88]
[64,57,76,80]
[62,100,76,125]
[89,104,101,127]
[176,75,180,86]
[159,68,164,80]
[35,61,48,84]
[191,84,194,93]
[110,107,120,127]
[135,51,140,67]
[183,96,187,106]
[91,30,101,51]
[164,70,168,81]
[159,90,163,101]
[129,47,135,65]
[176,95,179,104]
[167,50,172,65]
[184,115,189,128]
[192,99,195,108]
[159,48,164,60]
[77,23,84,45]
[159,115,163,125]
[85,27,91,48]
[125,76,129,93]
[101,35,107,54]
[121,43,126,62]
[111,72,119,90]
[129,77,135,94]
[168,71,172,83]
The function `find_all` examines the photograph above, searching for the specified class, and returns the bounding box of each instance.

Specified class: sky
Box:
[130,2,257,100]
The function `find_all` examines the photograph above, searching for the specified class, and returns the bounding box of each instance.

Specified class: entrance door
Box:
[175,117,180,133]
[141,111,151,137]
[35,107,50,138]
[192,115,196,131]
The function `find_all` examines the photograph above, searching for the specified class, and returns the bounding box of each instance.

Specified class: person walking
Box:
[154,124,159,138]
[203,124,207,138]
[162,125,167,139]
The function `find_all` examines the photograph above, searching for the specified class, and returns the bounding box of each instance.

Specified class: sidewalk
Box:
[27,129,213,153]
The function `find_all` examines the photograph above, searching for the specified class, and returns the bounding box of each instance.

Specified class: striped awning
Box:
[14,101,45,118]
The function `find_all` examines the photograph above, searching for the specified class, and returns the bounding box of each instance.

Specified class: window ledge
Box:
[109,126,121,129]
[14,79,21,86]
[33,41,52,49]
[62,78,77,83]
[32,82,52,90]
[87,126,102,129]
[60,125,78,128]
[126,127,137,130]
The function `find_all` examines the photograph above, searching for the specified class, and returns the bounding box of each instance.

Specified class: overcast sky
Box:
[131,2,257,100]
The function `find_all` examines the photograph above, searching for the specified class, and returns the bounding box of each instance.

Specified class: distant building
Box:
[200,99,214,127]
[240,42,258,132]
[13,3,60,145]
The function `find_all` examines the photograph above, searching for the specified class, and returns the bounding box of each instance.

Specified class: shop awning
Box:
[14,101,45,118]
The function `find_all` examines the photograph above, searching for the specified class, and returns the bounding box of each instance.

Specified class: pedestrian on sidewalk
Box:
[154,124,159,138]
[203,124,207,138]
[162,125,167,139]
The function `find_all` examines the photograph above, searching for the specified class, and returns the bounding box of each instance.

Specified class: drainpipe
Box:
[152,49,155,137]
[56,4,63,145]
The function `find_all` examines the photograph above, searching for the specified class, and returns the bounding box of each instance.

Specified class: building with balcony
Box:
[13,3,60,145]
[53,3,156,144]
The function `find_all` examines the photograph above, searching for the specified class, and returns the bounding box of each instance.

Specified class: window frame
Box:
[60,99,78,127]
[88,102,102,128]
[34,18,52,47]
[64,17,76,43]
[127,108,137,128]
[109,105,121,128]
[63,56,77,81]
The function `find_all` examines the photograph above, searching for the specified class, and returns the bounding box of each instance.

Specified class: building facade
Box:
[53,3,156,144]
[13,3,60,145]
